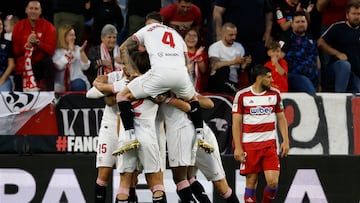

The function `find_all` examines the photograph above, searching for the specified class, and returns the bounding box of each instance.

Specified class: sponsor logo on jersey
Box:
[249,106,273,115]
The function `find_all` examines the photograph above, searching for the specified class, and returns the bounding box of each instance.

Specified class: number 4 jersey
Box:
[132,22,188,69]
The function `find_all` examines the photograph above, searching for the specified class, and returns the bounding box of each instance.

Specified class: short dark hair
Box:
[251,64,271,82]
[346,0,360,13]
[145,11,163,23]
[292,11,306,19]
[131,51,150,74]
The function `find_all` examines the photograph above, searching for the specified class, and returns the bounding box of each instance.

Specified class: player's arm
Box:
[167,97,191,112]
[166,95,214,112]
[276,112,289,157]
[120,35,139,53]
[197,95,214,109]
[92,75,114,94]
[232,113,245,162]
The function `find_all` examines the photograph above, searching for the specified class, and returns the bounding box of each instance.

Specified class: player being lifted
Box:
[94,12,214,155]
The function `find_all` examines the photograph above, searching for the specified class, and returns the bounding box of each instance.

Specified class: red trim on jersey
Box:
[243,122,276,133]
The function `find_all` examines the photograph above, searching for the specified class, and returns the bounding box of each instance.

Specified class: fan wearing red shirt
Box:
[12,0,56,91]
[264,41,288,92]
[160,0,202,37]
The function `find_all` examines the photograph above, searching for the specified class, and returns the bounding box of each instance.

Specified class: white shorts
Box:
[166,124,196,167]
[156,113,167,172]
[117,120,162,174]
[127,67,195,100]
[193,124,225,181]
[96,121,119,168]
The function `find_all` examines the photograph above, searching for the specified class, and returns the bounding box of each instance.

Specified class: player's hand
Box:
[234,148,246,163]
[152,92,171,104]
[280,141,290,157]
[95,75,108,83]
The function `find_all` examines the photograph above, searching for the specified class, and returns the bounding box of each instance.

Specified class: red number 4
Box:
[162,31,175,48]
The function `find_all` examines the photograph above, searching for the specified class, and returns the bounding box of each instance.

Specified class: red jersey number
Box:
[162,32,175,48]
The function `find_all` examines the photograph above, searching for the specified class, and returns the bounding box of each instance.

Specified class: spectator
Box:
[264,41,288,92]
[317,0,348,29]
[280,12,319,93]
[317,0,360,93]
[4,15,19,41]
[52,24,90,92]
[87,0,124,46]
[12,0,57,91]
[127,0,161,35]
[160,0,202,37]
[272,0,314,40]
[0,18,15,91]
[86,24,121,84]
[213,0,273,65]
[184,28,209,92]
[208,23,252,95]
[53,0,89,45]
[316,0,348,91]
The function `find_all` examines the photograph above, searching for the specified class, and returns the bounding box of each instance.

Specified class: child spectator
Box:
[264,41,288,92]
[4,15,19,41]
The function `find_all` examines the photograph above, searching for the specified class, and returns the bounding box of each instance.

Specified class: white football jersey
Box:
[133,22,188,69]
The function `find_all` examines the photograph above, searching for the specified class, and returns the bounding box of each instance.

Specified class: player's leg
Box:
[128,172,139,203]
[95,167,112,203]
[145,172,167,203]
[196,125,239,202]
[115,172,134,202]
[190,99,214,153]
[213,178,239,203]
[244,174,258,203]
[261,146,280,203]
[113,87,139,155]
[188,175,211,203]
[172,167,195,203]
[95,120,118,203]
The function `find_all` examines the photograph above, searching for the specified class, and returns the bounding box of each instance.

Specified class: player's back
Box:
[134,23,187,69]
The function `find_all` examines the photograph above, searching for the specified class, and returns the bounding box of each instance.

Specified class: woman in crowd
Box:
[86,24,122,84]
[52,24,90,92]
[184,28,209,92]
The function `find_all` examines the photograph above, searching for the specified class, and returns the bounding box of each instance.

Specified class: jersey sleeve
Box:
[275,91,284,113]
[232,91,243,114]
[133,25,148,45]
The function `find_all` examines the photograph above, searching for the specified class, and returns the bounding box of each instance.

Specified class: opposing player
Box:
[94,11,213,155]
[232,65,289,203]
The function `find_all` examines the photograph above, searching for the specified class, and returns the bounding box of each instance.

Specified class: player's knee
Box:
[266,179,279,189]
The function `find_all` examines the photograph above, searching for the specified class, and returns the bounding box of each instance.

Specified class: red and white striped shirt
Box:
[232,86,284,150]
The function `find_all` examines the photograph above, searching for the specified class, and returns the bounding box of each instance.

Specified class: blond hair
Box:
[57,24,74,49]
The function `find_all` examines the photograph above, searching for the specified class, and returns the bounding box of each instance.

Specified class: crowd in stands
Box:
[0,0,359,94]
